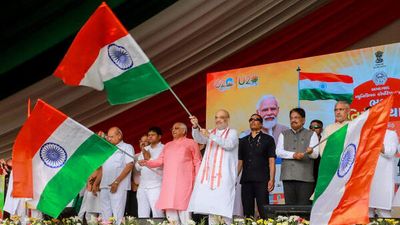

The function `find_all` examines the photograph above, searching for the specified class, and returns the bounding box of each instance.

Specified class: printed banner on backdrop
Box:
[206,42,400,204]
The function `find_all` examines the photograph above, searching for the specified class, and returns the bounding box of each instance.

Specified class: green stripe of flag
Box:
[37,134,117,217]
[313,124,348,203]
[299,89,353,103]
[0,175,5,211]
[104,62,169,105]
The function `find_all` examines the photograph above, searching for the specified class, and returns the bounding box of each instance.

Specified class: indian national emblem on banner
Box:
[40,142,68,168]
[107,44,134,70]
[375,50,384,64]
[337,143,356,178]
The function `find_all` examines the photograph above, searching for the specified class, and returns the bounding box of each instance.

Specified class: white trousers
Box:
[208,214,232,225]
[369,208,392,218]
[30,209,42,219]
[78,190,101,219]
[100,188,127,225]
[166,210,191,225]
[137,187,164,218]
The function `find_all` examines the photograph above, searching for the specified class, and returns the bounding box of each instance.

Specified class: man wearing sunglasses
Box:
[237,114,276,219]
[308,120,323,183]
[309,120,323,141]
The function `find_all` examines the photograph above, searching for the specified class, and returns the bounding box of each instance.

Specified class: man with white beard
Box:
[240,95,289,143]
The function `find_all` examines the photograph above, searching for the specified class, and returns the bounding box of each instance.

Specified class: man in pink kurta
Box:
[140,122,201,225]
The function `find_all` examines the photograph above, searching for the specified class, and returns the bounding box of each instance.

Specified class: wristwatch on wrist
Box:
[113,180,119,185]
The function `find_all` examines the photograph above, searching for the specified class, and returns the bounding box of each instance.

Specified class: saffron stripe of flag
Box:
[299,72,354,83]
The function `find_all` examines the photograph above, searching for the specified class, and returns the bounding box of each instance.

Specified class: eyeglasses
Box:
[334,108,347,112]
[249,118,263,123]
[309,125,322,129]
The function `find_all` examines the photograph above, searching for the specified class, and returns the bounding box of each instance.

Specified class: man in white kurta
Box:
[188,109,238,225]
[100,127,134,225]
[369,129,399,217]
[135,127,164,218]
[320,101,350,155]
[78,169,101,221]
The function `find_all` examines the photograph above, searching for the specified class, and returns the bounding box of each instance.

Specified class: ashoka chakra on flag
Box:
[39,142,68,168]
[107,44,133,70]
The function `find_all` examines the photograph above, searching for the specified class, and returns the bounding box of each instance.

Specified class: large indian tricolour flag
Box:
[54,2,169,105]
[310,95,394,225]
[12,99,117,218]
[299,72,354,103]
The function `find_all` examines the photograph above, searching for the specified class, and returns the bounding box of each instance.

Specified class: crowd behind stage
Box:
[1,95,400,225]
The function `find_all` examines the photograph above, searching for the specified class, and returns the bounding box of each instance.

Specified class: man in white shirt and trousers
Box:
[135,127,164,218]
[100,127,134,225]
[189,109,238,225]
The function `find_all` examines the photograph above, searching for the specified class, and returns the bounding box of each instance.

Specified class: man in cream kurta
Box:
[320,101,350,155]
[369,130,399,217]
[188,109,238,225]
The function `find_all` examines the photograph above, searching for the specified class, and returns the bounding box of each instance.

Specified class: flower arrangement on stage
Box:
[232,216,309,225]
[0,216,400,225]
[0,216,84,225]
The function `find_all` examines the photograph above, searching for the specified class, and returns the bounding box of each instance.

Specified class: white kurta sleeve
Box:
[307,132,319,159]
[123,144,134,164]
[276,133,295,159]
[209,129,238,151]
[135,153,144,171]
[319,128,329,156]
[192,128,208,144]
[381,130,399,158]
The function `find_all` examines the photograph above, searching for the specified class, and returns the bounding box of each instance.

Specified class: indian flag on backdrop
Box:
[54,2,169,105]
[310,95,394,225]
[12,99,117,217]
[299,72,354,103]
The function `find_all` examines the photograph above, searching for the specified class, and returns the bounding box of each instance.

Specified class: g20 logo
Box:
[214,77,234,91]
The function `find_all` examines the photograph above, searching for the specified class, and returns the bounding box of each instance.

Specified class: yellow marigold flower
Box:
[10,215,20,222]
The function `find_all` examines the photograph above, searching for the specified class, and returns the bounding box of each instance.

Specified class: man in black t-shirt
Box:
[238,114,276,219]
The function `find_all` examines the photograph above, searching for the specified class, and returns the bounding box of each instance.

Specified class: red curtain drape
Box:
[91,0,400,152]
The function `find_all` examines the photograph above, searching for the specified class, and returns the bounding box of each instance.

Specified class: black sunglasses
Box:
[249,117,263,123]
[309,125,322,129]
